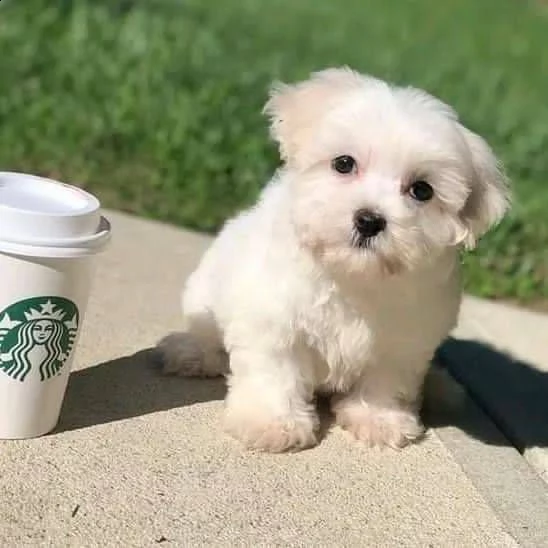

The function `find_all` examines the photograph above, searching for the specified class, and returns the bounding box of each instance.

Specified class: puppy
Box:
[159,68,510,452]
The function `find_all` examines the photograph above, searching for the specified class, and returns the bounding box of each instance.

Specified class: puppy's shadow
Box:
[423,337,548,451]
[316,397,336,443]
[55,348,227,433]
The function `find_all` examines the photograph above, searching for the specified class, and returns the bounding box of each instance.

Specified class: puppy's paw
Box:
[157,332,226,377]
[335,400,424,449]
[224,407,319,453]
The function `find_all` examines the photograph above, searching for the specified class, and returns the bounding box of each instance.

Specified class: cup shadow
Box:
[56,346,336,440]
[55,348,227,433]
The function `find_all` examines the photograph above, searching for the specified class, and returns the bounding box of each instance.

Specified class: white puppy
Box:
[159,68,510,452]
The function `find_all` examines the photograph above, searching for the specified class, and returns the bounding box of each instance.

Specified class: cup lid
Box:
[0,172,111,257]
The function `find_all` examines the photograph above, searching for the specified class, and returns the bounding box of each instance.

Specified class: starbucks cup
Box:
[0,172,111,439]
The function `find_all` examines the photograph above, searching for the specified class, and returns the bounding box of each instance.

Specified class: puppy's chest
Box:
[296,284,431,386]
[298,289,376,377]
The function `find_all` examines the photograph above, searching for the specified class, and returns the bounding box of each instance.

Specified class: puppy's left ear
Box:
[458,125,511,248]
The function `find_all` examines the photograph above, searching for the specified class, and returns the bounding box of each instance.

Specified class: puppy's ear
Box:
[458,125,511,248]
[263,68,364,164]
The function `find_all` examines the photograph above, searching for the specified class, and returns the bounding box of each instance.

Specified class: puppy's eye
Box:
[409,180,434,202]
[332,155,356,174]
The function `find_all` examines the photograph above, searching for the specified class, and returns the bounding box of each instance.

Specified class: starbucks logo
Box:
[0,297,79,382]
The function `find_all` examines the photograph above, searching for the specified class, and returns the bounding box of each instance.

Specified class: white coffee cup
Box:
[0,172,111,439]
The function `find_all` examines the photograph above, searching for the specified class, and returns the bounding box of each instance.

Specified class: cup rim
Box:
[0,216,112,258]
[0,171,100,219]
[2,216,111,248]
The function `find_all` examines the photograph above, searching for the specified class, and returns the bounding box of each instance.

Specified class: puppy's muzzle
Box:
[353,209,386,239]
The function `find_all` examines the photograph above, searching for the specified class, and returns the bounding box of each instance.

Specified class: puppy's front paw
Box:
[224,407,319,453]
[334,400,424,449]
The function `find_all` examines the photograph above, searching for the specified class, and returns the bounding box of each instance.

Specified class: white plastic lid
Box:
[0,172,111,258]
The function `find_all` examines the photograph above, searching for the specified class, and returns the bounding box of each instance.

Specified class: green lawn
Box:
[0,0,547,303]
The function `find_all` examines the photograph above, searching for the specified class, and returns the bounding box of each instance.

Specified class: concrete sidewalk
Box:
[1,210,547,547]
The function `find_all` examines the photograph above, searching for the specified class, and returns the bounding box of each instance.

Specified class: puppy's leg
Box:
[158,276,227,378]
[224,346,318,453]
[332,360,428,449]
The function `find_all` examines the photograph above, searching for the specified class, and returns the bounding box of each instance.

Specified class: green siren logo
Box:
[0,297,79,382]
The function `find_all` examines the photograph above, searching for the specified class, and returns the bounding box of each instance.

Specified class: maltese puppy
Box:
[159,68,510,452]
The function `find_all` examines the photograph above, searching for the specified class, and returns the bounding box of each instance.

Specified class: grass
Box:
[0,0,547,303]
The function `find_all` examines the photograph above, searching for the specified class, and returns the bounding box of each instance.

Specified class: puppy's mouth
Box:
[350,230,376,250]
[349,230,405,276]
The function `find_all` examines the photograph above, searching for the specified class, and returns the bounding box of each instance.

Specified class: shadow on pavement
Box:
[56,346,337,443]
[424,336,548,451]
[55,348,226,433]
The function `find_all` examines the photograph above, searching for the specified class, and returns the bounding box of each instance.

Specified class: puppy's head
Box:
[264,68,510,276]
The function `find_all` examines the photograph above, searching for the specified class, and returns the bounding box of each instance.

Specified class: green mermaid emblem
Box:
[0,297,79,382]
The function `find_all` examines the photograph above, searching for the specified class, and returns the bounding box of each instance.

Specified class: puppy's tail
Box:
[157,331,228,378]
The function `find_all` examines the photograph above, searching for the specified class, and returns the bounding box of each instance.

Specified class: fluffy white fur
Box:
[159,68,510,452]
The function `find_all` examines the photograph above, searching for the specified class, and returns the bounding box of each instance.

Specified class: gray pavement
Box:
[0,210,546,547]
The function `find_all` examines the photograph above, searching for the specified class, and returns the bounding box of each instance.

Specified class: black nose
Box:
[353,209,386,238]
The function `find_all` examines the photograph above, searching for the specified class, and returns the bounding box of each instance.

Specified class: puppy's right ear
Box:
[263,82,320,162]
[263,68,363,164]
[263,81,299,162]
